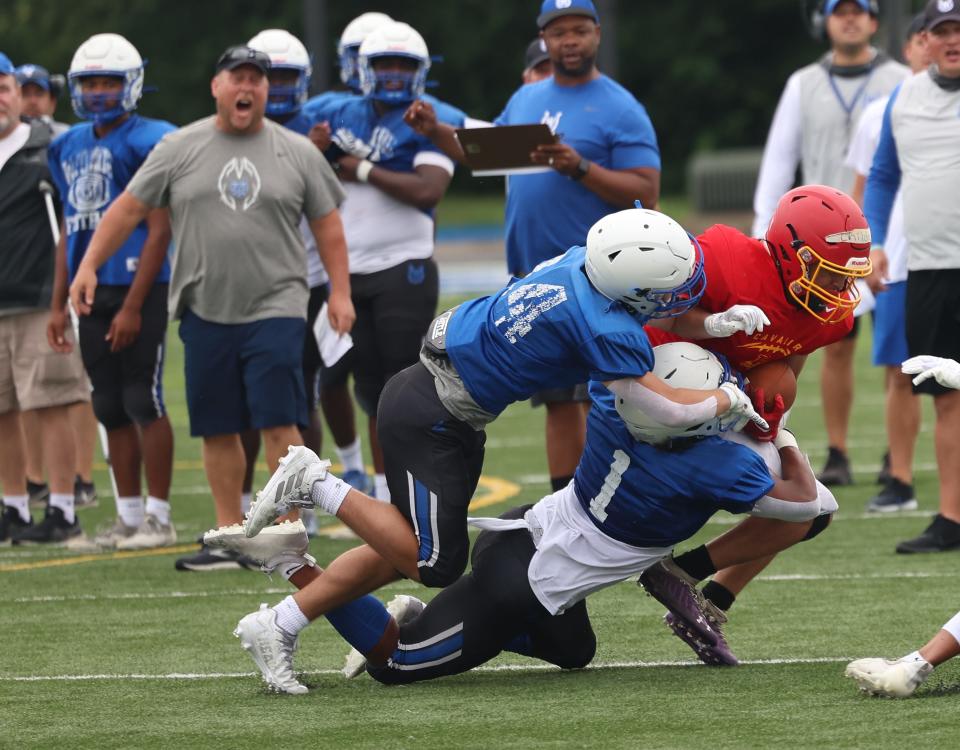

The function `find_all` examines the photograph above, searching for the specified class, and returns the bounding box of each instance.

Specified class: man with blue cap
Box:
[15,64,68,136]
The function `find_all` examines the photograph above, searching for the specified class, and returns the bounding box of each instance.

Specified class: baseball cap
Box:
[907,12,927,38]
[215,45,271,75]
[824,0,876,15]
[0,52,14,76]
[524,38,550,71]
[925,0,960,30]
[15,64,52,91]
[537,0,599,29]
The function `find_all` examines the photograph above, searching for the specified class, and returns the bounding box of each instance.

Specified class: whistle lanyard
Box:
[827,67,876,130]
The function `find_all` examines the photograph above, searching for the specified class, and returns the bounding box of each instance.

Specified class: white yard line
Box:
[0,656,854,683]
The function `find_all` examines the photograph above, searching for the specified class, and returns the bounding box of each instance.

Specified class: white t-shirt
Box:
[0,123,31,171]
[846,95,908,284]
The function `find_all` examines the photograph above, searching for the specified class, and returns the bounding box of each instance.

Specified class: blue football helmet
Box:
[68,33,143,124]
[358,22,431,105]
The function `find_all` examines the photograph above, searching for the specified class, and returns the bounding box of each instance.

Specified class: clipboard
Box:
[455,124,558,177]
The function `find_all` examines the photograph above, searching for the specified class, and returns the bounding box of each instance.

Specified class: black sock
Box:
[673,545,716,582]
[550,475,574,492]
[702,580,736,612]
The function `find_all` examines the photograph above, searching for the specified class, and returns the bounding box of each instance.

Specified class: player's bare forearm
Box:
[771,447,817,502]
[82,191,153,272]
[431,122,466,164]
[667,308,712,339]
[368,163,451,211]
[50,221,70,312]
[122,208,171,311]
[581,165,660,209]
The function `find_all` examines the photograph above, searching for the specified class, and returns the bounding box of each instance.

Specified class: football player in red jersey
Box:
[641,184,873,665]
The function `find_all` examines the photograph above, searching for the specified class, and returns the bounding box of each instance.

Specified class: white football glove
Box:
[719,382,769,433]
[901,356,960,390]
[703,305,771,338]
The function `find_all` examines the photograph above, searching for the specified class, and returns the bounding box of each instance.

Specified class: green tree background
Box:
[0,1,923,195]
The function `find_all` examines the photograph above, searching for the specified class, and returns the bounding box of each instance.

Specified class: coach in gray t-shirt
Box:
[70,46,354,569]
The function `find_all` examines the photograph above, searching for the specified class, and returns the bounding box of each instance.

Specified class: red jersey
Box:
[646,224,853,371]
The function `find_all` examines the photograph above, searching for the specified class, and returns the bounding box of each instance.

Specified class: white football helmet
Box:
[585,205,706,319]
[616,342,734,445]
[358,21,430,104]
[337,12,393,91]
[68,33,144,124]
[248,29,311,117]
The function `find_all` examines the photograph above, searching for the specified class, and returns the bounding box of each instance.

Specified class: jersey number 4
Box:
[589,450,630,522]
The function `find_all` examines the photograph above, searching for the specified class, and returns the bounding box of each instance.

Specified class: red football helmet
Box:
[764,185,873,324]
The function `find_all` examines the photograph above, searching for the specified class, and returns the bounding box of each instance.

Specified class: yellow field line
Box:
[2,474,521,573]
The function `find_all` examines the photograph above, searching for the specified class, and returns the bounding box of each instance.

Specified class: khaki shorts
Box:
[0,310,90,414]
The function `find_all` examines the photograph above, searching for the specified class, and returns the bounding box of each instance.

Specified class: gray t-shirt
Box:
[127,116,345,323]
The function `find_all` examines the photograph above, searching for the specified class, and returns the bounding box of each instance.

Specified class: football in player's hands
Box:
[742,361,797,441]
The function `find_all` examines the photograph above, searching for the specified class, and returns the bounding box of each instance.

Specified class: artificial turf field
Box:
[3,297,958,749]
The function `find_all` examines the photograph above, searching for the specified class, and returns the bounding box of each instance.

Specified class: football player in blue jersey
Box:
[218,339,817,693]
[313,21,460,503]
[225,207,775,693]
[41,34,177,550]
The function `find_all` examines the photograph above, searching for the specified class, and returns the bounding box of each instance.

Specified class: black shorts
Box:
[845,315,860,341]
[322,259,439,416]
[367,505,595,685]
[302,284,328,409]
[906,269,960,396]
[377,361,485,588]
[77,283,168,430]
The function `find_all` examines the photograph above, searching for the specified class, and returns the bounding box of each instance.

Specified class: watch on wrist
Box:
[571,158,590,181]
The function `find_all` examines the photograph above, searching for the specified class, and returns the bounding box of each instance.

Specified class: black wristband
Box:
[571,158,590,181]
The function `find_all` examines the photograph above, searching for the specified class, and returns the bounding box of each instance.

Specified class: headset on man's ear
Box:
[808,0,881,43]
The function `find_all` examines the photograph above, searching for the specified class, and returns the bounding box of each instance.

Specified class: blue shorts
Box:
[179,310,308,437]
[872,281,909,367]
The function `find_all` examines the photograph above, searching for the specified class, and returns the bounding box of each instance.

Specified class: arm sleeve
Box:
[863,88,902,248]
[607,379,718,429]
[301,145,347,220]
[608,102,661,170]
[844,103,881,176]
[752,73,803,237]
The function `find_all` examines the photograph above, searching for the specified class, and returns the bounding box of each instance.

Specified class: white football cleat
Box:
[845,656,933,698]
[115,514,178,550]
[244,445,330,538]
[342,594,426,678]
[204,519,316,576]
[234,604,307,695]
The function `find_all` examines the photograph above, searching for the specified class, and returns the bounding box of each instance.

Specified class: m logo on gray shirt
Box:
[217,156,261,211]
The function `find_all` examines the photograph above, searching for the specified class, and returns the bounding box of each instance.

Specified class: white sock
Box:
[335,437,364,473]
[274,595,310,635]
[49,493,75,524]
[116,496,145,528]
[241,492,252,516]
[3,495,30,523]
[309,474,351,516]
[900,650,930,666]
[943,611,960,644]
[145,496,171,526]
[374,474,390,503]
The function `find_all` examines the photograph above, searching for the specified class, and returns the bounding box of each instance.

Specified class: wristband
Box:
[356,159,374,183]
[773,428,799,451]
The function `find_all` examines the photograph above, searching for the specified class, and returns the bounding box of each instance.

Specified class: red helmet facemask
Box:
[764,185,873,324]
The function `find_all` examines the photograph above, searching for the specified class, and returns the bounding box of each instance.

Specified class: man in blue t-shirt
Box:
[406,0,662,503]
[42,34,177,550]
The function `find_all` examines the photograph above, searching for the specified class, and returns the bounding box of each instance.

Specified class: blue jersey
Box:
[48,115,175,285]
[495,75,660,276]
[444,247,654,416]
[574,383,774,548]
[324,96,454,217]
[301,90,356,127]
